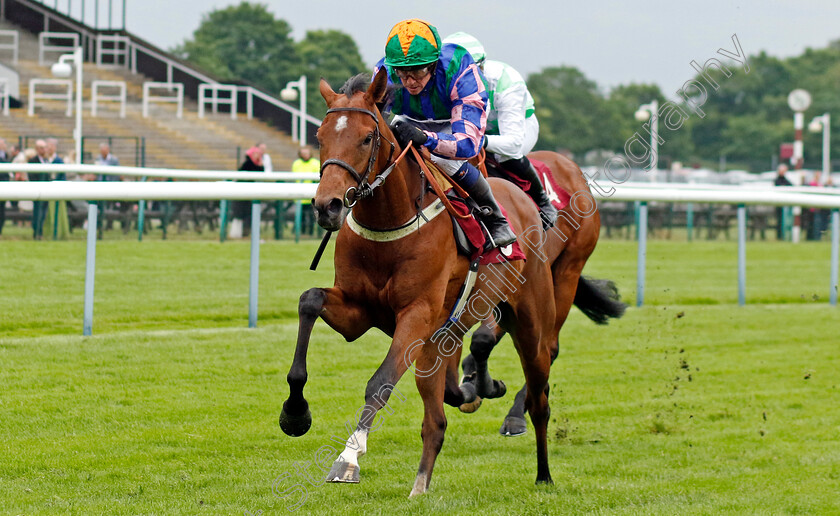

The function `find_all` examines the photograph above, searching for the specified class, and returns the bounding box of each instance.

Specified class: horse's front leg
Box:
[280,287,372,437]
[327,305,435,485]
[409,338,454,497]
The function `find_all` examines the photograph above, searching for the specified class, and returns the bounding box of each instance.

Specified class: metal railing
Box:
[198,83,237,119]
[0,29,19,64]
[142,81,183,118]
[38,31,78,65]
[28,78,72,115]
[91,79,126,117]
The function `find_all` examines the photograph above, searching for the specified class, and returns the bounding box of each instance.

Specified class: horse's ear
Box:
[320,78,339,107]
[366,68,389,105]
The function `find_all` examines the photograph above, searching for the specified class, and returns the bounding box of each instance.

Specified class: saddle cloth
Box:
[491,158,572,212]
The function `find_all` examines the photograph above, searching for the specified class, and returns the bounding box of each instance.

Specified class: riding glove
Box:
[391,120,428,148]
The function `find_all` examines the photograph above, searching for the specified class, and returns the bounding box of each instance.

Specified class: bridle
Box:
[319,106,397,208]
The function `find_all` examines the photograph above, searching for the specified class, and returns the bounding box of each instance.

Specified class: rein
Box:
[409,145,472,220]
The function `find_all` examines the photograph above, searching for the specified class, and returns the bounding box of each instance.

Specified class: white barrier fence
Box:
[1,168,837,336]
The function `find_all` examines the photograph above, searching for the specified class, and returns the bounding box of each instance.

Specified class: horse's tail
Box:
[573,276,627,325]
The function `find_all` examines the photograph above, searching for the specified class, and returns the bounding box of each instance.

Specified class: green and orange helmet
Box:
[384,19,442,68]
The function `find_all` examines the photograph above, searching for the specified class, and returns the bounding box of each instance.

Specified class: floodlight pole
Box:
[636,100,659,174]
[282,75,308,147]
[54,47,83,163]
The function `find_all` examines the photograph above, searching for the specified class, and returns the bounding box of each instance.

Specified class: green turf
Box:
[1,237,838,514]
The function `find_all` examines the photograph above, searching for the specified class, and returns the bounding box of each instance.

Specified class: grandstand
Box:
[0,0,312,170]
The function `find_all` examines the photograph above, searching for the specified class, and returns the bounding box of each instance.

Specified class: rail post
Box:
[831,209,839,306]
[737,204,747,306]
[636,202,647,307]
[83,203,98,336]
[248,201,261,328]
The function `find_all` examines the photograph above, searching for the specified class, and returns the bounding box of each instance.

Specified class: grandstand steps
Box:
[0,19,307,171]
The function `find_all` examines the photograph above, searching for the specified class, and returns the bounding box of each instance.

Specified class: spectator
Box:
[28,140,51,240]
[44,138,70,239]
[230,144,264,238]
[95,143,119,179]
[46,138,64,169]
[773,164,792,240]
[0,139,8,235]
[93,143,121,236]
[259,142,272,173]
[291,146,319,235]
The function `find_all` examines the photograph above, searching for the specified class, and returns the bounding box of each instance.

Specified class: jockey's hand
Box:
[391,120,428,148]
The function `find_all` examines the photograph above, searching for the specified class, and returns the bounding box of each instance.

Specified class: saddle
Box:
[422,159,525,264]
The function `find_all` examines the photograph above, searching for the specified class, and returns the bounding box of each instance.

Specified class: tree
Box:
[527,66,618,156]
[296,30,368,118]
[171,2,299,95]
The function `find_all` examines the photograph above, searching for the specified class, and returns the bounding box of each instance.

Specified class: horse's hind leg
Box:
[501,251,590,437]
[509,285,555,484]
[459,322,506,411]
[518,339,553,484]
[500,383,529,436]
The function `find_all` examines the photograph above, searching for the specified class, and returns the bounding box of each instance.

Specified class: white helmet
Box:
[442,32,486,65]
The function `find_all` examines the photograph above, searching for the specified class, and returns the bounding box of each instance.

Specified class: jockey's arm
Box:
[422,65,488,160]
[485,81,528,158]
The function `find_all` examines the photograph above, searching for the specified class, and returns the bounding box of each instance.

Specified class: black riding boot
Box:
[504,156,558,229]
[453,165,517,248]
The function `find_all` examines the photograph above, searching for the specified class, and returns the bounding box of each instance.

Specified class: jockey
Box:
[375,19,516,248]
[442,32,558,228]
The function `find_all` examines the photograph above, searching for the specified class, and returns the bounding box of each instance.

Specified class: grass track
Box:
[1,236,838,514]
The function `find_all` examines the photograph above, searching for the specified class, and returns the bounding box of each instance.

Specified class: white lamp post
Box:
[634,100,659,175]
[280,75,308,147]
[51,47,83,164]
[809,113,831,185]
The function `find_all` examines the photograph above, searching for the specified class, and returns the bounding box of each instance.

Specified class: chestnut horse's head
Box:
[313,68,391,231]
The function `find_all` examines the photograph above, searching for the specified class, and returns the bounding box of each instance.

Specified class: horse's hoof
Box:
[459,396,482,413]
[409,473,428,497]
[325,460,359,483]
[479,379,507,399]
[499,415,527,437]
[279,403,312,437]
[458,381,482,413]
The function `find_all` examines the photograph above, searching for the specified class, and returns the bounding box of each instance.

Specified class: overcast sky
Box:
[114,0,840,96]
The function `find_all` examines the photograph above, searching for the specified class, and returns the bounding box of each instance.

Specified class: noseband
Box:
[319,107,396,208]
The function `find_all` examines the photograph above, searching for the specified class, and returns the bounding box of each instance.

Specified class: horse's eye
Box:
[363,133,373,145]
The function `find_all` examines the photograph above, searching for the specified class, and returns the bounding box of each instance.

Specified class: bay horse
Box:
[279,68,624,496]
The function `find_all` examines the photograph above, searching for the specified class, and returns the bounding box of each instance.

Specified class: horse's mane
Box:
[339,72,399,113]
[340,73,372,96]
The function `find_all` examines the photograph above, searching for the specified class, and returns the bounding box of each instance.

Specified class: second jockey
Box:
[443,32,558,228]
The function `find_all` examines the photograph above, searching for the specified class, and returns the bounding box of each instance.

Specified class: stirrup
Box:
[481,219,517,248]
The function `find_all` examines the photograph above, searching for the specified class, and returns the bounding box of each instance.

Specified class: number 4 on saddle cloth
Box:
[446,158,571,265]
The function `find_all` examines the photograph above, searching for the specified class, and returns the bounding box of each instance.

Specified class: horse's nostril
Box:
[327,198,343,215]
